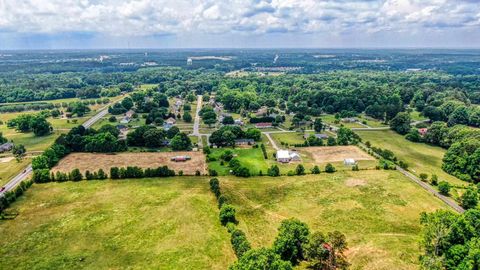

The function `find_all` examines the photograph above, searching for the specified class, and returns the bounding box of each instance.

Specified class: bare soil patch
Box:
[52,152,207,175]
[345,178,367,187]
[301,146,374,163]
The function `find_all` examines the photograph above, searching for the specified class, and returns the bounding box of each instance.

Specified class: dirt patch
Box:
[345,178,367,187]
[52,152,207,175]
[301,146,374,163]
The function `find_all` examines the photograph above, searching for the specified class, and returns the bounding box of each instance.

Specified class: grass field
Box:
[53,152,207,175]
[0,178,235,269]
[220,171,447,270]
[271,132,306,145]
[356,130,465,188]
[0,158,31,186]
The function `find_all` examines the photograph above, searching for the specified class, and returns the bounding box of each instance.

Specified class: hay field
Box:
[301,146,375,163]
[53,152,207,175]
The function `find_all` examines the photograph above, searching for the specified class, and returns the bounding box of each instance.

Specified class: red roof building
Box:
[255,122,273,128]
[418,128,428,136]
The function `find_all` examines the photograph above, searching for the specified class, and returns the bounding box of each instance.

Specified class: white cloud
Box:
[0,0,479,47]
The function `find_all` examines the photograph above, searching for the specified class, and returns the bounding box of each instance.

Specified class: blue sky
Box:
[0,0,479,49]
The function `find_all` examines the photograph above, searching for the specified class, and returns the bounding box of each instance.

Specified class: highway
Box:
[0,106,111,197]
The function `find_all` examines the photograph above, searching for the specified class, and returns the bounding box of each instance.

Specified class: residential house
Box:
[418,128,428,136]
[303,134,329,140]
[166,117,176,125]
[276,150,301,163]
[0,142,14,153]
[234,119,244,126]
[235,139,255,146]
[255,122,273,129]
[255,106,268,117]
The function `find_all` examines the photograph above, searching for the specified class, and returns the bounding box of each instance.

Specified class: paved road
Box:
[0,105,114,197]
[192,95,203,147]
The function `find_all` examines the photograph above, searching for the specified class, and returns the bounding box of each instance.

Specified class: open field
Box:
[53,152,207,175]
[0,178,235,269]
[271,132,306,145]
[356,130,465,188]
[303,146,375,163]
[220,171,447,270]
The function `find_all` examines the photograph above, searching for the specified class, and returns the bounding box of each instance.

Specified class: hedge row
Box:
[0,180,33,217]
[209,178,252,259]
[33,166,177,183]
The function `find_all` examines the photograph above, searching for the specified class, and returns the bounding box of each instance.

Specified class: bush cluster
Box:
[110,166,175,179]
[0,180,33,217]
[208,178,251,259]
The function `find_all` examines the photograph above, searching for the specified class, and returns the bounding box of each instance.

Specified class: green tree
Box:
[121,97,134,110]
[222,116,234,125]
[70,168,83,181]
[219,204,236,225]
[295,164,305,175]
[143,128,166,148]
[438,181,451,196]
[166,126,180,139]
[31,116,52,136]
[313,118,324,132]
[311,165,320,174]
[273,218,310,265]
[460,188,478,210]
[325,163,336,173]
[183,112,192,123]
[229,248,292,270]
[304,231,349,270]
[12,144,26,162]
[390,112,411,135]
[170,132,192,151]
[268,165,280,177]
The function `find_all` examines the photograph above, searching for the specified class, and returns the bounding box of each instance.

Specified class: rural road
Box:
[262,132,281,151]
[192,95,203,147]
[358,143,464,213]
[0,105,113,197]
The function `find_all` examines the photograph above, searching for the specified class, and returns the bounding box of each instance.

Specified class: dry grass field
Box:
[53,152,207,175]
[301,146,375,163]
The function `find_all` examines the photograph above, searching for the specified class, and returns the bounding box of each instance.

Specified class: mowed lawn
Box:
[356,130,465,187]
[220,170,447,270]
[0,178,235,269]
[0,158,31,186]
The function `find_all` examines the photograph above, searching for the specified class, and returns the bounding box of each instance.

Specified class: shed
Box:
[235,139,255,145]
[0,142,14,153]
[255,122,273,129]
[344,158,356,165]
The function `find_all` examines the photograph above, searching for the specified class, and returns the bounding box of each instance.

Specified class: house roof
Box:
[277,150,290,159]
[235,139,254,143]
[255,122,272,127]
[344,158,355,163]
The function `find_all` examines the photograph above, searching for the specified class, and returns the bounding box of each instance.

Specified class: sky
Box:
[0,0,479,49]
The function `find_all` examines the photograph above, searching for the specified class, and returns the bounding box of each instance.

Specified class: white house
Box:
[277,150,301,163]
[344,158,356,165]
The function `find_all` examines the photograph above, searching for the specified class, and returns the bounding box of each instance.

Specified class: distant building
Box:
[171,155,191,162]
[125,110,135,118]
[234,119,244,126]
[0,142,14,153]
[166,117,176,125]
[276,150,301,163]
[187,58,193,65]
[344,158,356,166]
[303,133,329,140]
[255,107,268,117]
[341,117,357,123]
[418,128,428,136]
[255,122,273,129]
[235,139,255,146]
[163,123,174,131]
[120,117,130,124]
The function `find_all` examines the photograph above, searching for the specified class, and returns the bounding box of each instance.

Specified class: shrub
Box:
[218,194,228,208]
[460,188,478,209]
[70,169,83,181]
[267,165,280,177]
[325,163,336,173]
[352,164,359,171]
[209,169,218,176]
[295,164,305,175]
[209,178,220,198]
[32,169,51,183]
[438,181,451,196]
[419,173,428,182]
[195,170,201,176]
[287,170,295,176]
[230,228,252,258]
[260,144,268,159]
[97,169,107,179]
[110,167,120,179]
[219,204,237,225]
[311,165,320,174]
[430,174,438,186]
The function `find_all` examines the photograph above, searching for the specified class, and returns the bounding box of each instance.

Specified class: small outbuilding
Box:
[344,158,356,166]
[255,122,273,129]
[0,142,14,153]
[276,150,301,163]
